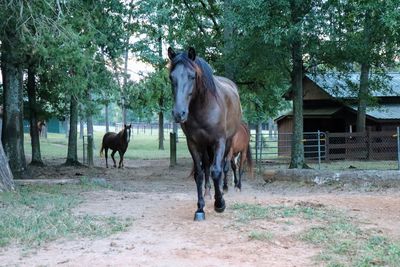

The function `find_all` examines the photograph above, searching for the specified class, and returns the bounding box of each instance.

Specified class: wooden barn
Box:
[276,73,400,159]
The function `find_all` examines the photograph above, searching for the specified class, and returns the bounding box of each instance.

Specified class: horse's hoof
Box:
[235,186,241,192]
[194,211,205,221]
[214,199,226,213]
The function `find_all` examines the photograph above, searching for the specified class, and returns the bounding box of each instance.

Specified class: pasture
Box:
[1,145,400,266]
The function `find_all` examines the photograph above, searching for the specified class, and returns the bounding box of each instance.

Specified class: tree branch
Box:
[199,0,221,35]
[182,0,207,36]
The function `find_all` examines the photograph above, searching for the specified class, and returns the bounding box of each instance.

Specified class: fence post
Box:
[82,135,86,164]
[397,127,400,171]
[170,132,177,167]
[325,132,330,162]
[367,128,371,160]
[317,130,321,170]
[87,134,94,167]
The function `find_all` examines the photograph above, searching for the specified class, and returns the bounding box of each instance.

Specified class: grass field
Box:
[232,202,400,266]
[24,130,190,161]
[0,180,132,248]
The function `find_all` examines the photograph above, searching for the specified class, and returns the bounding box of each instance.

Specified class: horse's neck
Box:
[118,130,127,143]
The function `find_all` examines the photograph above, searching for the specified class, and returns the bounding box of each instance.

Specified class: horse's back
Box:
[102,132,118,149]
[231,123,250,155]
[214,76,242,138]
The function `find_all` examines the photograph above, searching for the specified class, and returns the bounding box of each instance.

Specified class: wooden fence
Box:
[326,130,398,161]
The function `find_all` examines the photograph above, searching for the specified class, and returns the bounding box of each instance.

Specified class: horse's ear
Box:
[168,47,176,60]
[188,47,196,61]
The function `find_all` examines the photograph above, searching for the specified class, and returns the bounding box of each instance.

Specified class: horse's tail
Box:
[100,143,104,158]
[246,142,254,178]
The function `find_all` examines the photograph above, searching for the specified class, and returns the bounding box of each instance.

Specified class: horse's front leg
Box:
[203,152,211,199]
[211,138,226,213]
[188,142,205,221]
[118,151,123,168]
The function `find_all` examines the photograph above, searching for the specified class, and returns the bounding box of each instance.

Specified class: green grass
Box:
[232,202,400,266]
[0,182,132,248]
[231,202,330,223]
[24,131,190,161]
[248,230,274,241]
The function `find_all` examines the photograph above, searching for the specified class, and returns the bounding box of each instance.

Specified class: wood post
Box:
[170,132,177,167]
[87,135,94,167]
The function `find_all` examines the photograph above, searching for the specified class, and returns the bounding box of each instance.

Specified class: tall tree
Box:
[27,63,44,166]
[320,0,400,132]
[0,139,14,192]
[1,34,27,178]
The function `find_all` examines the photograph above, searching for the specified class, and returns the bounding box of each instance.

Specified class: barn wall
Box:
[277,117,293,156]
[303,79,331,100]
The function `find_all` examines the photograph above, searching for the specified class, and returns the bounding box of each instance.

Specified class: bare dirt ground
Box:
[1,158,400,267]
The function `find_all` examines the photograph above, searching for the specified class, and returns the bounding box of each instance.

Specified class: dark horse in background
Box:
[168,47,242,221]
[100,124,132,168]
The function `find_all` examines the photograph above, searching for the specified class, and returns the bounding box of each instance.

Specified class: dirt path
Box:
[1,159,400,267]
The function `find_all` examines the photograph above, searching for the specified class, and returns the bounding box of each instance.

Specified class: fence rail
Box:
[170,128,400,170]
[250,128,400,170]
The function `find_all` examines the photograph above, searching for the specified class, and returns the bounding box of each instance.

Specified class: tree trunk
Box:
[64,117,70,138]
[158,110,164,150]
[356,63,370,132]
[27,65,44,166]
[79,119,84,139]
[1,46,27,178]
[65,96,80,165]
[289,39,306,169]
[0,140,14,192]
[268,118,274,140]
[223,0,234,80]
[105,103,110,133]
[87,114,94,150]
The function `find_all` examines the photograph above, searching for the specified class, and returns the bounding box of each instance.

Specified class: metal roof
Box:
[349,104,400,120]
[276,104,400,121]
[307,72,400,98]
[275,107,342,121]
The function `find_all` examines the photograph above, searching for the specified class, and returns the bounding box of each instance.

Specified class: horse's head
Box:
[168,47,198,123]
[124,124,132,143]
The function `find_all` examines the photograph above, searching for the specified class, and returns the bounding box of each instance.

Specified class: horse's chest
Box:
[182,121,220,145]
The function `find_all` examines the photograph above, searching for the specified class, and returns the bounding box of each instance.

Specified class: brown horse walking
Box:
[222,122,253,192]
[100,124,132,168]
[168,47,242,220]
[204,122,253,196]
[38,120,46,137]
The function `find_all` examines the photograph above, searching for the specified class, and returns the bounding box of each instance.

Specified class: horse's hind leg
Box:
[237,152,247,192]
[232,158,238,190]
[105,148,109,168]
[111,150,117,168]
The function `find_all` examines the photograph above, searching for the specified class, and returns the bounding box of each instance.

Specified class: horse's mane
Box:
[170,52,217,98]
